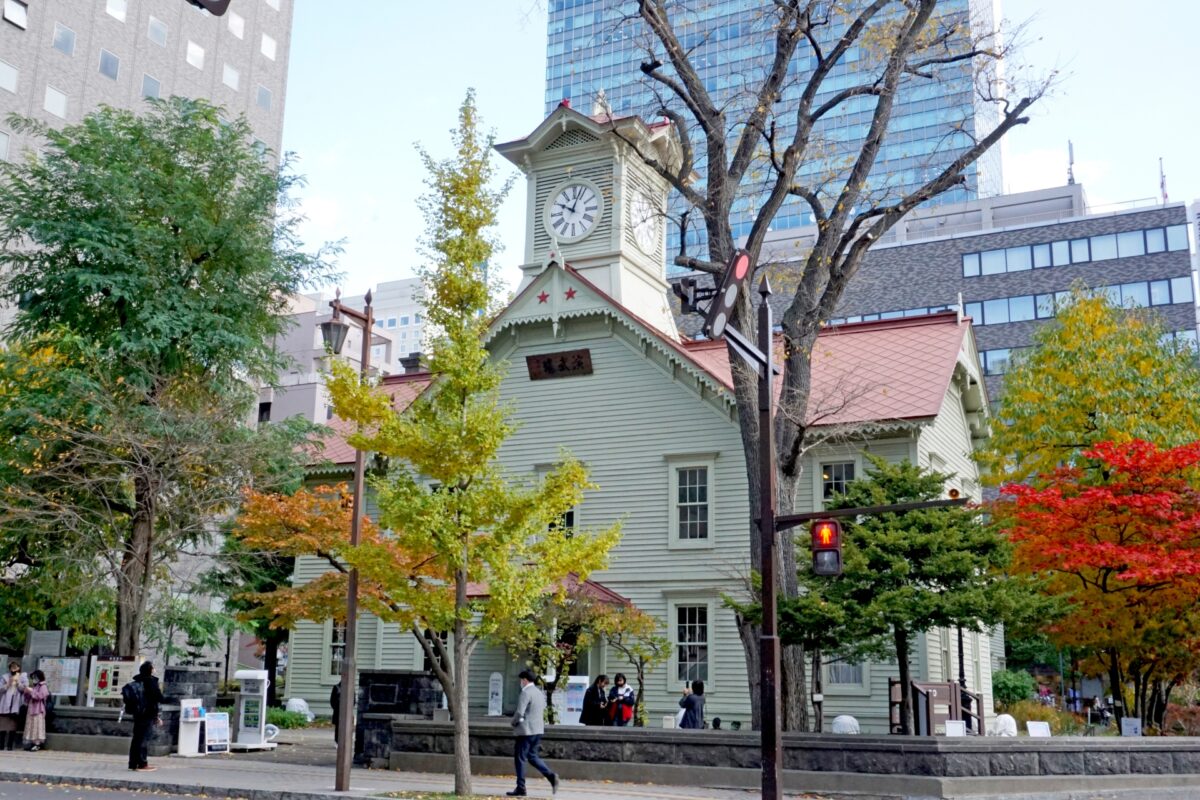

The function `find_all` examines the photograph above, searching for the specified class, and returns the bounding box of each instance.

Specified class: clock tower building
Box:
[495,101,684,340]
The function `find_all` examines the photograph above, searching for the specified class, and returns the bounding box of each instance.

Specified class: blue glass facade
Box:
[545,1,1000,265]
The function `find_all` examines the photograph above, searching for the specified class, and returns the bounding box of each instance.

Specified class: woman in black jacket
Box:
[579,674,609,726]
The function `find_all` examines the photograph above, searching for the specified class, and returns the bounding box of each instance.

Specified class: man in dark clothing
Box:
[127,661,163,772]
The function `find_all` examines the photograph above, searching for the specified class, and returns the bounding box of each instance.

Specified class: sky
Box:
[281,1,1200,299]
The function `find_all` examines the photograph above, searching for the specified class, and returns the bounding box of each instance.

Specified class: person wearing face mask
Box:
[606,673,635,727]
[0,660,27,751]
[21,670,49,751]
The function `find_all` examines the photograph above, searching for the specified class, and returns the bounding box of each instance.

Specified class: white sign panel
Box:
[1120,718,1143,737]
[487,672,503,716]
[205,712,230,752]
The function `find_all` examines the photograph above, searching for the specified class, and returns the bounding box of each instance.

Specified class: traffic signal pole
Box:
[756,278,783,800]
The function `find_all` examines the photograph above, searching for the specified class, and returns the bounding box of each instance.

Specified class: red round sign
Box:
[733,253,750,280]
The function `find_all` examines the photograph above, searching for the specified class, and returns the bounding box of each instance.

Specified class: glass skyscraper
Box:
[545,1,1001,261]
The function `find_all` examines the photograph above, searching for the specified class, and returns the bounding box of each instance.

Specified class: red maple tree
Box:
[994,439,1200,729]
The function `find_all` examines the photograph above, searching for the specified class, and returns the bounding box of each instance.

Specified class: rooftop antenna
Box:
[1160,157,1169,204]
[1067,140,1075,186]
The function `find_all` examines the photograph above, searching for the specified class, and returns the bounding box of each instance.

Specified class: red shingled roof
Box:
[683,312,969,426]
[316,372,430,467]
[467,573,630,605]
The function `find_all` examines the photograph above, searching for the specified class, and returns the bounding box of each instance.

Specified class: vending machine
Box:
[231,669,276,751]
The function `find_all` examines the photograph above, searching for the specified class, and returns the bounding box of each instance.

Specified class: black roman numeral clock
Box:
[543,180,604,243]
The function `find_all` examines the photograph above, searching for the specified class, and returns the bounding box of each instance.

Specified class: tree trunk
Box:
[452,568,472,796]
[895,627,914,735]
[782,646,809,731]
[735,613,762,731]
[811,649,823,733]
[634,663,646,727]
[116,476,156,657]
[1106,649,1124,722]
[264,630,285,707]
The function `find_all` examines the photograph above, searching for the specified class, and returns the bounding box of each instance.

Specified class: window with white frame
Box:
[147,16,167,47]
[327,621,346,679]
[265,0,281,10]
[186,41,205,70]
[674,604,709,682]
[668,460,712,545]
[826,661,864,685]
[222,64,239,90]
[0,60,17,94]
[3,0,28,29]
[52,23,76,55]
[261,33,276,60]
[0,131,9,162]
[105,0,127,22]
[256,84,273,110]
[43,85,67,118]
[227,11,245,39]
[821,461,855,501]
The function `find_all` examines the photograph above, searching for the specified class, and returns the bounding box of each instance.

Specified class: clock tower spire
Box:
[495,103,684,340]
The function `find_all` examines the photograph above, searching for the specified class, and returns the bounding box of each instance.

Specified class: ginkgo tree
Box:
[994,439,1200,729]
[236,92,621,797]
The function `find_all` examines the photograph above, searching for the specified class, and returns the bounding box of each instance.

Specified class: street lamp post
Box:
[320,289,374,793]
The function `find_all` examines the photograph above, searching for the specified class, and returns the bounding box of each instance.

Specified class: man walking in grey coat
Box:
[508,669,558,797]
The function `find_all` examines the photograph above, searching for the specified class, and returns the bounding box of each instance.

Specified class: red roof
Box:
[316,372,430,467]
[467,573,629,605]
[683,312,969,426]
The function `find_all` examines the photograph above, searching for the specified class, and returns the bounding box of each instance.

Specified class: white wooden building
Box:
[285,104,996,732]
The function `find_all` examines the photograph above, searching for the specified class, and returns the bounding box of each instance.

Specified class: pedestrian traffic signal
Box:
[702,249,752,340]
[810,519,842,576]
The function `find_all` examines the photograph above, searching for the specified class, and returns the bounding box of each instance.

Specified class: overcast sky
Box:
[281,1,1200,298]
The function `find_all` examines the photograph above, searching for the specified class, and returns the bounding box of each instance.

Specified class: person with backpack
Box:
[123,662,163,772]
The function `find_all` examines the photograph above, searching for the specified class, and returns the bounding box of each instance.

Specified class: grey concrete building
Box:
[675,185,1199,401]
[0,0,292,162]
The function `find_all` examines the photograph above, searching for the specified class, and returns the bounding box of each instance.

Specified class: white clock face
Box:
[545,181,602,242]
[630,191,659,254]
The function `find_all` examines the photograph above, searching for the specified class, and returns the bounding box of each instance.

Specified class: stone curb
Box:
[0,769,371,799]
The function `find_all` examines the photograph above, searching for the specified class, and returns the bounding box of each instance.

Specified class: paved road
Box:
[0,781,194,799]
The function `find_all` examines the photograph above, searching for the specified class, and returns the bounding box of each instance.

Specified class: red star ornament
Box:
[565,287,577,300]
[537,291,549,304]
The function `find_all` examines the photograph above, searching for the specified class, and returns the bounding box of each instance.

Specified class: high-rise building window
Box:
[186,41,205,70]
[43,85,67,118]
[147,17,167,47]
[105,0,126,23]
[255,85,273,111]
[265,0,281,10]
[222,64,240,91]
[3,0,28,29]
[261,33,277,60]
[227,11,245,39]
[141,74,160,100]
[52,23,76,56]
[0,131,9,162]
[98,50,120,81]
[0,60,15,94]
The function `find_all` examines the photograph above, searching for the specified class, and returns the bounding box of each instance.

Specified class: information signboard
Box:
[88,658,138,705]
[38,657,81,697]
[205,712,230,753]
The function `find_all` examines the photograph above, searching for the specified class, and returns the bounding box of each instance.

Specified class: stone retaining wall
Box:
[48,706,180,756]
[385,720,1200,780]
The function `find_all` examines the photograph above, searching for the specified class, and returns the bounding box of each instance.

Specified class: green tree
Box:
[993,669,1036,708]
[595,605,671,727]
[200,533,294,706]
[0,98,334,656]
[781,457,1040,733]
[249,92,621,796]
[978,290,1200,486]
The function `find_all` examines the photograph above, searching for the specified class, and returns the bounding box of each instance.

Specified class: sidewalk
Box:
[0,749,818,800]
